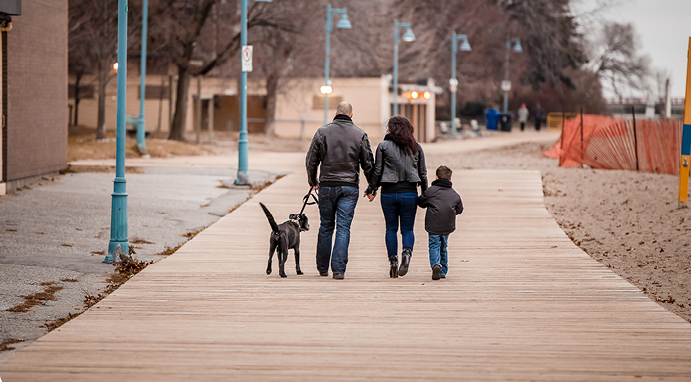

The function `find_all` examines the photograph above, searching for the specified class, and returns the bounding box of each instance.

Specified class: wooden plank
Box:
[1,166,691,381]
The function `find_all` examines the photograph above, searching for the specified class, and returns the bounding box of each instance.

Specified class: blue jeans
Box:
[380,192,418,259]
[316,186,359,274]
[428,234,449,276]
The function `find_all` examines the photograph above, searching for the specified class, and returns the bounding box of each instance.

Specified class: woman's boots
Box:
[398,248,412,276]
[389,256,399,278]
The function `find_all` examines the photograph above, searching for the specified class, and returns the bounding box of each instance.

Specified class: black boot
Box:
[398,248,412,276]
[389,256,399,278]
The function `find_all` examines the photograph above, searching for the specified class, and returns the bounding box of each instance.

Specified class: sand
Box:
[426,138,691,322]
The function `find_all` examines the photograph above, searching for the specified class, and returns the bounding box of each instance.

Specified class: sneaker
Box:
[319,269,328,277]
[333,273,345,280]
[440,274,446,279]
[432,264,441,280]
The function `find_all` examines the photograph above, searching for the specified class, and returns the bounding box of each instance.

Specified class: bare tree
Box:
[499,0,586,89]
[588,22,651,96]
[146,0,292,141]
[69,0,119,139]
[249,1,322,135]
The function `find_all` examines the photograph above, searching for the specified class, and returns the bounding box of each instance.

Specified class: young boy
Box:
[417,165,464,280]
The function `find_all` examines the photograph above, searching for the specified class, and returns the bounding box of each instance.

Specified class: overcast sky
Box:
[572,0,691,98]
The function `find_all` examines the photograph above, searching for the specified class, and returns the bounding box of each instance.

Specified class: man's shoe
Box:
[398,248,412,277]
[440,274,446,279]
[319,269,328,277]
[333,273,345,280]
[432,264,442,280]
[389,256,399,278]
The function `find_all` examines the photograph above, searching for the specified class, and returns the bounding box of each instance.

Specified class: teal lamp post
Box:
[392,20,415,116]
[450,32,471,136]
[502,36,522,113]
[323,4,351,124]
[235,0,272,185]
[105,0,129,264]
[136,0,149,155]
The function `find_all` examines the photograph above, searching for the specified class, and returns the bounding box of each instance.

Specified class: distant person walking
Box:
[365,116,428,278]
[518,103,529,132]
[533,103,545,132]
[306,101,374,280]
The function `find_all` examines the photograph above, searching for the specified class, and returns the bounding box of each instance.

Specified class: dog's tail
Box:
[259,202,280,233]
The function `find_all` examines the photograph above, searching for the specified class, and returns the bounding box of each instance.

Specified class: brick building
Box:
[1,0,68,195]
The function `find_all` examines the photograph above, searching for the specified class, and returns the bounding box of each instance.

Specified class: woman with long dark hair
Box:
[365,116,428,278]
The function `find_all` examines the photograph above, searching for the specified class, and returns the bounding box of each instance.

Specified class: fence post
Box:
[559,110,565,167]
[580,108,584,161]
[631,106,639,171]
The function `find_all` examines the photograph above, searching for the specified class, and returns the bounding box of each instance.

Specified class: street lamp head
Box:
[513,40,523,52]
[320,85,333,95]
[402,27,416,42]
[337,13,352,29]
[459,38,471,52]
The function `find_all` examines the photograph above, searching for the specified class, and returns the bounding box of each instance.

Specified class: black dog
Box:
[260,202,309,278]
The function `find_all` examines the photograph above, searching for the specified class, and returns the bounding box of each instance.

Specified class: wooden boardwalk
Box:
[2,163,691,380]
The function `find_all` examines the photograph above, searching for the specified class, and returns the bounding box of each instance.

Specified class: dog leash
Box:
[298,188,319,215]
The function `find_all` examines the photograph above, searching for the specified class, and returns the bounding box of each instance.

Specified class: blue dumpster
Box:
[485,109,499,130]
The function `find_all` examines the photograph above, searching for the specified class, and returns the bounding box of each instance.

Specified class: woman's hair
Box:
[387,116,419,155]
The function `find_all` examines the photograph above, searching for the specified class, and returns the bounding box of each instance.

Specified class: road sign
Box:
[449,78,458,93]
[501,80,512,92]
[242,45,253,72]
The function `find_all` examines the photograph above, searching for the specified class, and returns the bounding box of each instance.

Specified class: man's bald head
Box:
[336,102,353,116]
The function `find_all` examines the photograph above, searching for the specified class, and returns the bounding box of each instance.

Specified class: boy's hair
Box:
[436,165,452,180]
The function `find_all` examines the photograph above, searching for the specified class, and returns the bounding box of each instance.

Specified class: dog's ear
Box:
[289,213,299,220]
[300,214,310,231]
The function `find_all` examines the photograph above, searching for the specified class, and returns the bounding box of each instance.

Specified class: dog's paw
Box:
[296,270,304,275]
[280,273,287,278]
[266,268,272,275]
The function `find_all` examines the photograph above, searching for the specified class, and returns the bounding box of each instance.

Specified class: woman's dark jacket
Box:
[366,134,428,194]
[417,179,464,235]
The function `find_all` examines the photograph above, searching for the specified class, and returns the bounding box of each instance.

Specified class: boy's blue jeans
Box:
[428,234,449,276]
[316,186,359,275]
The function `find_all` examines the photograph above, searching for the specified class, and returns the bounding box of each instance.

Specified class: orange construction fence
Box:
[543,115,683,175]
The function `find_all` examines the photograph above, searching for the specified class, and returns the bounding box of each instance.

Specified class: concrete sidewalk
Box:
[2,131,691,380]
[0,164,283,357]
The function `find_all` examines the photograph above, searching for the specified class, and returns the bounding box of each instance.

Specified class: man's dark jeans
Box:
[316,186,359,275]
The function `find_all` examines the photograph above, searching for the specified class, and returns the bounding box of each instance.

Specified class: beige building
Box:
[69,74,440,144]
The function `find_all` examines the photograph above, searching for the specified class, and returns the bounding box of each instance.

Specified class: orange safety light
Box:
[410,91,419,99]
[423,91,431,100]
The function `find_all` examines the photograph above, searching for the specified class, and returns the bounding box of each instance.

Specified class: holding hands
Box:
[363,188,376,202]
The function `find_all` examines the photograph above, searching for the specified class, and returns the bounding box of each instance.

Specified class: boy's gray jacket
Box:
[417,179,464,235]
[305,115,374,187]
[367,137,428,193]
